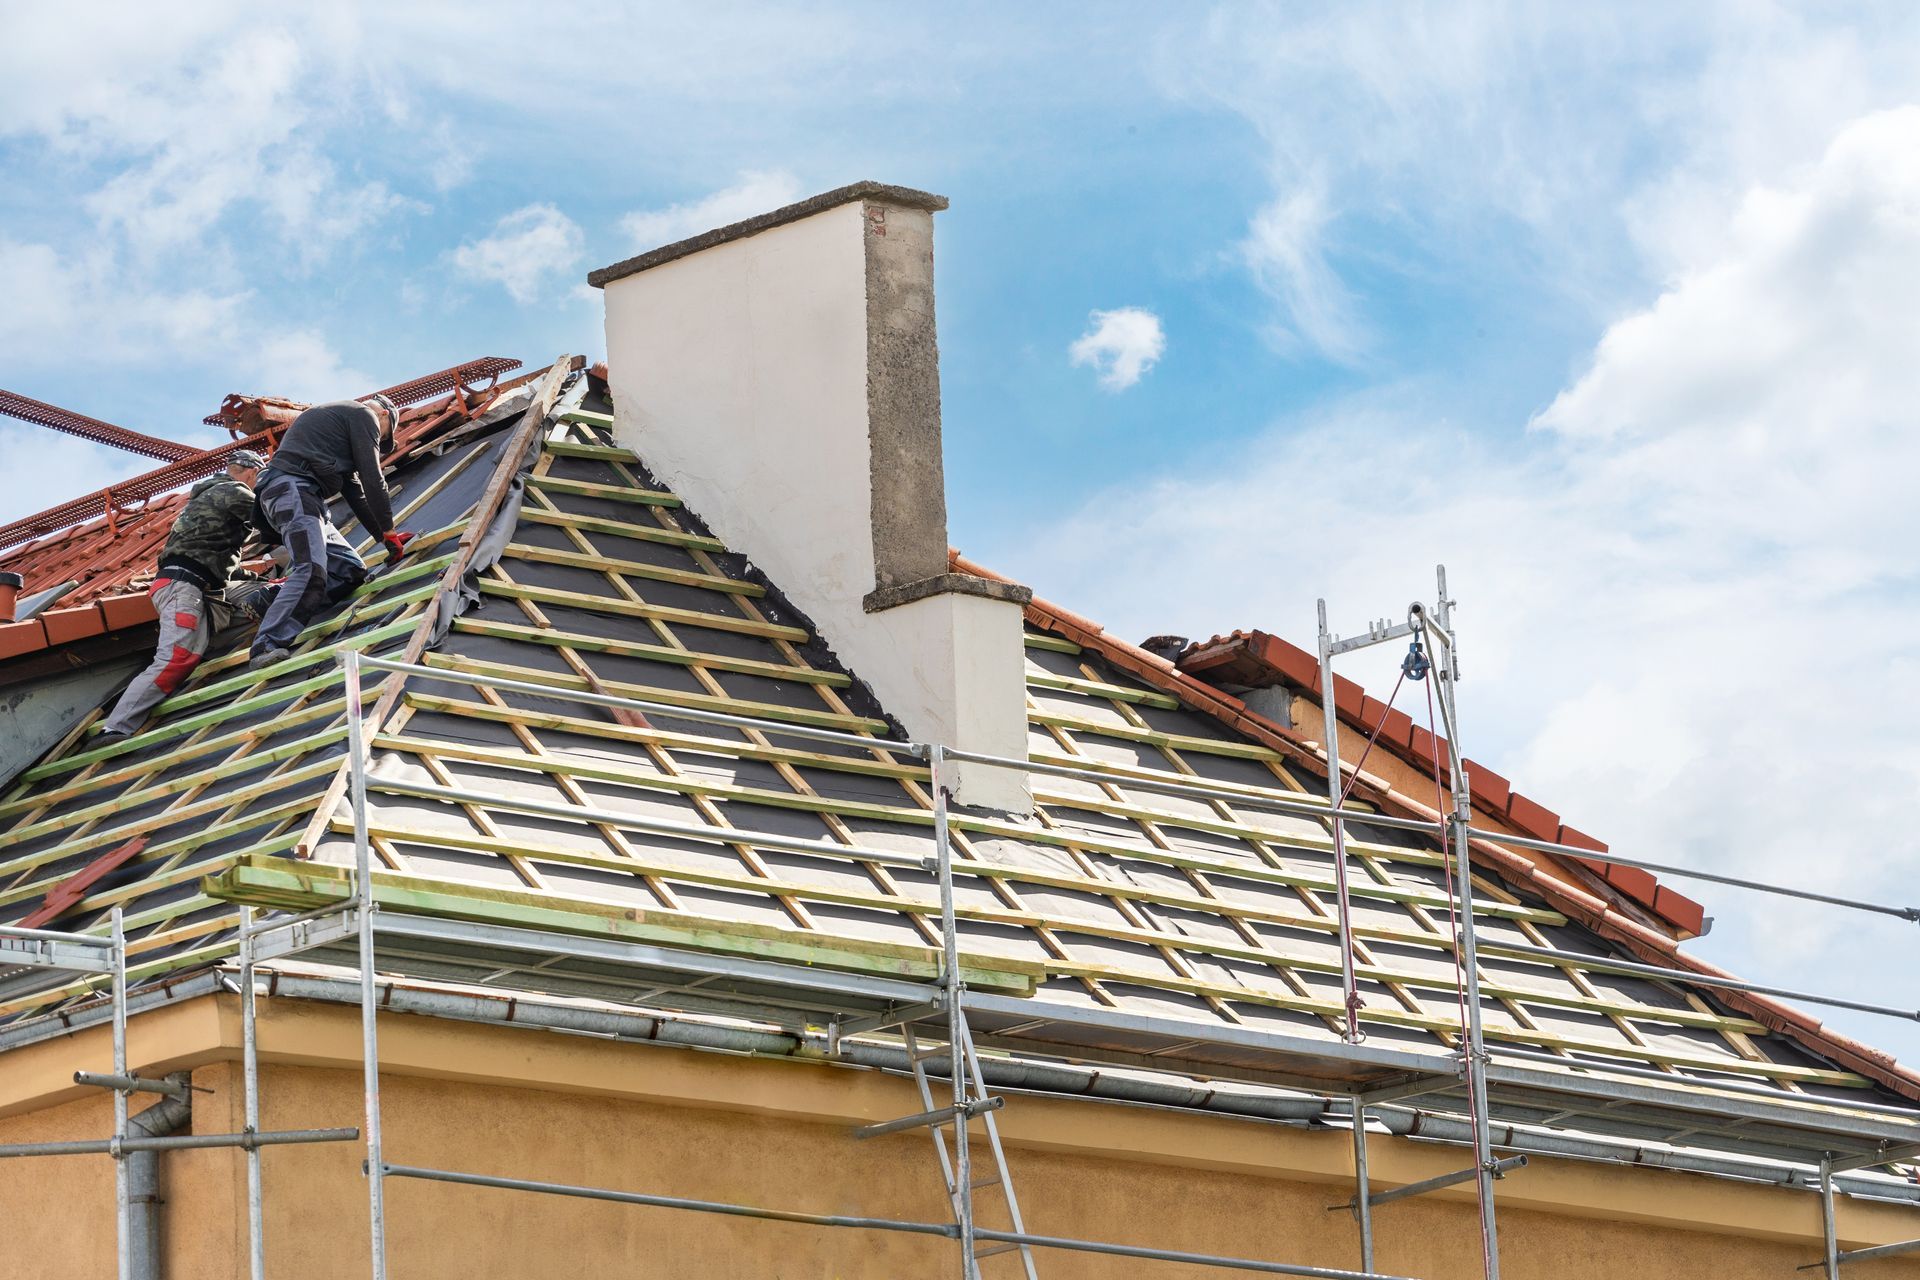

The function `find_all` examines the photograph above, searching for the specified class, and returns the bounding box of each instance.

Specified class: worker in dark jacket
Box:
[99,450,267,737]
[249,395,413,669]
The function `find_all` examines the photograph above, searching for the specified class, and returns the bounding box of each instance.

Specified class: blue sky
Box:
[5,3,1920,1066]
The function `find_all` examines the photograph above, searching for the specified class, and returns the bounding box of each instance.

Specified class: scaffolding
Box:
[3,567,1918,1278]
[0,911,358,1280]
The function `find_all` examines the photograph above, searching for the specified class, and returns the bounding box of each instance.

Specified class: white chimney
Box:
[589,182,1032,812]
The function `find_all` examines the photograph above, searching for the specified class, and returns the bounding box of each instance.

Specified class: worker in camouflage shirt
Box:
[99,449,267,738]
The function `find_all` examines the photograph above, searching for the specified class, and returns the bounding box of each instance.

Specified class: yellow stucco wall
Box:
[1,993,1915,1279]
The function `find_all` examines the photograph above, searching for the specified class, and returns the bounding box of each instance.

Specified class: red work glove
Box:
[382,530,416,561]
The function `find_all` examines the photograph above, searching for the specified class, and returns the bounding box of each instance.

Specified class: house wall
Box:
[3,995,1916,1279]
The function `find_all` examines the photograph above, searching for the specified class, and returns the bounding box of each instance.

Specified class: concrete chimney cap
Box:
[587,181,949,289]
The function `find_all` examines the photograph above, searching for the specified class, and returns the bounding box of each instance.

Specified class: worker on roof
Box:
[248,395,414,671]
[98,449,267,739]
[235,506,370,624]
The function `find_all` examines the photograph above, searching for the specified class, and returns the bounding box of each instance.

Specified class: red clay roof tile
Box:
[1504,792,1560,840]
[1462,758,1512,811]
[0,619,48,660]
[1556,824,1607,853]
[39,605,106,645]
[1651,887,1707,938]
[96,592,157,630]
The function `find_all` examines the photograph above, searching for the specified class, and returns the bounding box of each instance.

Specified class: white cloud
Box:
[1069,307,1166,390]
[1164,3,1920,360]
[246,331,373,404]
[996,107,1920,1060]
[1241,181,1363,361]
[452,204,586,304]
[620,170,805,249]
[0,239,242,364]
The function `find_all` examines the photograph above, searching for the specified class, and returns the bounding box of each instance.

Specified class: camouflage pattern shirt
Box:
[156,476,258,590]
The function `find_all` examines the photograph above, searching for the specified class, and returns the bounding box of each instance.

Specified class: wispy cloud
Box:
[1240,180,1363,361]
[451,203,585,304]
[1163,3,1920,362]
[1069,307,1166,390]
[620,170,805,249]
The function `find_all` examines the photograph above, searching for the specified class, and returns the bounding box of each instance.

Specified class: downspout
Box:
[125,1077,193,1280]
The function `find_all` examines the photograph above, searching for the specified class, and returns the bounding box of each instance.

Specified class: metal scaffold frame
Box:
[0,911,358,1280]
[4,565,1918,1277]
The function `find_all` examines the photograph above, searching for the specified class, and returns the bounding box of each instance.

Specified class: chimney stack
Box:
[590,183,1032,811]
[0,571,21,624]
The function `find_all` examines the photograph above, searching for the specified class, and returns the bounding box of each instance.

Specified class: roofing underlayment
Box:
[0,356,1914,1192]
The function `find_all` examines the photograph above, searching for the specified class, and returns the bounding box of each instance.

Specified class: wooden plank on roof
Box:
[0,699,347,821]
[449,617,849,686]
[1030,710,1283,761]
[1028,671,1181,709]
[544,439,639,464]
[502,543,763,596]
[28,673,356,781]
[203,858,1040,995]
[1,726,348,844]
[0,755,342,875]
[528,475,681,508]
[419,652,886,734]
[0,796,319,910]
[402,693,918,779]
[519,508,724,552]
[335,807,1759,1038]
[1024,631,1083,654]
[158,617,418,717]
[476,579,808,641]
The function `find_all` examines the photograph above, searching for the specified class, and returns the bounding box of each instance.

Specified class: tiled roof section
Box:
[1178,629,1708,938]
[0,592,158,664]
[0,360,568,672]
[945,566,1919,1100]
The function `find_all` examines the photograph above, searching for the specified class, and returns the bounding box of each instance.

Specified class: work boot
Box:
[248,647,292,672]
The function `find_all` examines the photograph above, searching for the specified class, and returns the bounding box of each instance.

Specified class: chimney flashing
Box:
[587,181,949,289]
[864,572,1032,613]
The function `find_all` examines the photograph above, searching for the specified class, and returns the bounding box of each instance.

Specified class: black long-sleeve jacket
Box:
[263,401,396,537]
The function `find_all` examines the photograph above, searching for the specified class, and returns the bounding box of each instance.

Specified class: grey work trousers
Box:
[253,473,366,655]
[101,578,210,735]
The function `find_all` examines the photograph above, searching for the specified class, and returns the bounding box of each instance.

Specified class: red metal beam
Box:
[0,436,274,553]
[0,390,197,462]
[202,355,523,426]
[4,355,532,554]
